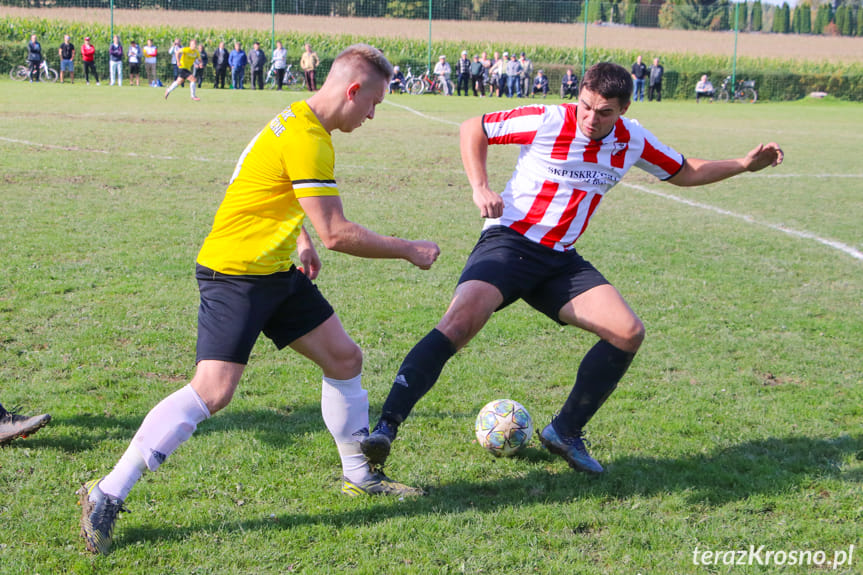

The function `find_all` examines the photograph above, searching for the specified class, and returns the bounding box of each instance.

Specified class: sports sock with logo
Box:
[321,374,371,483]
[554,339,635,436]
[379,328,457,426]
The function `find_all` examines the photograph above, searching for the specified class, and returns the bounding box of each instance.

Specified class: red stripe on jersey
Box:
[642,138,682,175]
[575,193,603,239]
[610,119,631,169]
[489,131,537,146]
[550,105,579,160]
[540,188,587,248]
[484,106,545,125]
[583,138,601,164]
[509,180,559,236]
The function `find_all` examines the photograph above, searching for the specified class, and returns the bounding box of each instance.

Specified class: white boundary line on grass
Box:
[622,182,863,262]
[0,136,217,163]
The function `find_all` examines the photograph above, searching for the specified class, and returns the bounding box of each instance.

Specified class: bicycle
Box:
[406,67,427,95]
[717,76,757,103]
[10,60,58,82]
[264,63,303,90]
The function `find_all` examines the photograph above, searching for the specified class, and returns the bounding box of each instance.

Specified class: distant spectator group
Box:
[21,33,321,92]
[23,35,712,104]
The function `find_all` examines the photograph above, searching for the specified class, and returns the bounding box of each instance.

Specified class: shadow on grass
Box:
[13,404,480,453]
[119,433,862,548]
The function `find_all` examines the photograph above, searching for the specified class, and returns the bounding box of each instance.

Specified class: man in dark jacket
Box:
[212,41,229,89]
[27,34,43,82]
[250,42,267,90]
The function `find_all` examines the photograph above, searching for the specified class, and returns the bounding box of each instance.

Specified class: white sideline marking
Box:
[622,182,863,262]
[382,100,461,126]
[0,136,216,163]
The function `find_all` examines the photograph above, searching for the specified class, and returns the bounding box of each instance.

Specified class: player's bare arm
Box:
[460,116,504,219]
[669,142,783,187]
[298,195,440,269]
[296,226,322,280]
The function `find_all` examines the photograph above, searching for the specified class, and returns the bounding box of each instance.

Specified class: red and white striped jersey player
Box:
[362,62,783,476]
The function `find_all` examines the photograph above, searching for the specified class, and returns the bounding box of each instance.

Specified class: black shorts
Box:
[195,264,334,364]
[178,68,194,80]
[129,62,140,74]
[458,226,609,324]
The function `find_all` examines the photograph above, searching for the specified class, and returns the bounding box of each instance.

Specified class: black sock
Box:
[554,340,636,436]
[379,328,457,426]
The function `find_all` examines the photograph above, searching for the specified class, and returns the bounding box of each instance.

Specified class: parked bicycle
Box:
[406,67,427,95]
[10,60,58,82]
[717,76,757,103]
[264,63,303,90]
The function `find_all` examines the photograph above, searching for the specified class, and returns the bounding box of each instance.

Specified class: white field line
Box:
[3,124,861,262]
[622,182,863,262]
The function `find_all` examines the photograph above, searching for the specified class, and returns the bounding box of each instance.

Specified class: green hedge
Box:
[3,16,862,100]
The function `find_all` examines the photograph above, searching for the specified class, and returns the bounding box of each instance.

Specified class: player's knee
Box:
[331,340,363,378]
[620,318,645,352]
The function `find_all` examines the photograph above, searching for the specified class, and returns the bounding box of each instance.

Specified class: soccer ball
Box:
[474,399,534,457]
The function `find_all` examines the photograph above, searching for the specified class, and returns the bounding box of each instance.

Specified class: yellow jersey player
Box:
[79,44,440,556]
[164,39,201,101]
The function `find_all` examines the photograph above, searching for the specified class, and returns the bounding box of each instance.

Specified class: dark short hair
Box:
[580,62,633,107]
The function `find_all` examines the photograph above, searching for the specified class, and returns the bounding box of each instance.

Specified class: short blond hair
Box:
[332,43,393,82]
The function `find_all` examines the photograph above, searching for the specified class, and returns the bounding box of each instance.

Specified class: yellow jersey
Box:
[176,46,200,70]
[197,100,339,275]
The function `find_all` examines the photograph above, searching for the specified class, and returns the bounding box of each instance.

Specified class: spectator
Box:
[194,42,208,87]
[272,40,287,90]
[143,39,158,86]
[389,65,405,94]
[456,50,471,96]
[695,74,714,103]
[480,51,492,93]
[561,68,578,99]
[532,69,549,97]
[648,57,664,102]
[109,35,123,86]
[169,38,182,81]
[81,36,99,85]
[27,34,42,82]
[519,52,533,98]
[433,55,452,95]
[229,41,247,90]
[631,55,647,102]
[505,53,522,97]
[58,34,75,84]
[128,40,142,86]
[250,41,266,90]
[470,54,484,97]
[300,43,319,91]
[492,52,507,98]
[212,41,229,89]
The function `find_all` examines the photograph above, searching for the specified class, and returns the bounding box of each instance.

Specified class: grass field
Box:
[1,81,861,574]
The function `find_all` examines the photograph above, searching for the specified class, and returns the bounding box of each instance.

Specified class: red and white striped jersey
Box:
[482,103,684,251]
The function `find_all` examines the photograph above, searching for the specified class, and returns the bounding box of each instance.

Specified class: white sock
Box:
[190,82,197,97]
[132,383,210,470]
[98,444,147,501]
[166,81,179,94]
[321,375,372,484]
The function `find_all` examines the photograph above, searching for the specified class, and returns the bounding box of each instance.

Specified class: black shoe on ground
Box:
[0,408,51,445]
[360,419,398,467]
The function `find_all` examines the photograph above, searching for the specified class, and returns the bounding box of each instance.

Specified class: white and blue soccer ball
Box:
[474,399,533,457]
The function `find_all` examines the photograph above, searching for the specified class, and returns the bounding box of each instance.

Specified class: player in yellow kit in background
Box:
[164,38,201,101]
